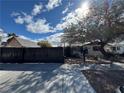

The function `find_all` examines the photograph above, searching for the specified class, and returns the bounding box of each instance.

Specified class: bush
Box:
[37,40,52,47]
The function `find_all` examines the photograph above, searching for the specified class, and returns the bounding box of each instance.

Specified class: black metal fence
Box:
[0,47,64,63]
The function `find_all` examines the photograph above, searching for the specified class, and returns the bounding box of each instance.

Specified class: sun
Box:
[80,2,90,16]
[74,1,90,20]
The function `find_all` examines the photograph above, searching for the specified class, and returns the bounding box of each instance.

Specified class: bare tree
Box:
[62,0,124,56]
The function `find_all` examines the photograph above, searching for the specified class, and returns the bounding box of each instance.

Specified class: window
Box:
[93,46,100,51]
[117,47,120,50]
[112,47,116,51]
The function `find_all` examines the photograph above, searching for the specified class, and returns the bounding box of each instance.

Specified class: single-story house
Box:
[104,41,124,54]
[2,36,40,47]
[65,40,103,57]
[82,41,103,57]
[66,42,83,57]
[0,42,7,47]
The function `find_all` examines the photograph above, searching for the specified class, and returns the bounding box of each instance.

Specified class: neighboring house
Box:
[0,42,7,47]
[70,42,82,57]
[82,41,103,57]
[104,41,124,54]
[71,42,83,47]
[66,40,103,57]
[4,36,39,47]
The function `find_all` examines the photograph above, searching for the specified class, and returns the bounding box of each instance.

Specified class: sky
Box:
[0,0,112,46]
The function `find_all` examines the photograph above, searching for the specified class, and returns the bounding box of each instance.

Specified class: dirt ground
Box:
[82,70,124,93]
[65,58,111,64]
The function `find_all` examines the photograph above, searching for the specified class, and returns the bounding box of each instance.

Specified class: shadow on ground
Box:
[82,63,124,93]
[0,63,62,71]
[0,63,96,93]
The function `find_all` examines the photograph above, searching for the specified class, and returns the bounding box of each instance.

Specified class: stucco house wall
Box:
[83,45,103,57]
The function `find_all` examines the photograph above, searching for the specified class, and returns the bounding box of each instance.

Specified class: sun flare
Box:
[75,2,90,19]
[80,2,90,16]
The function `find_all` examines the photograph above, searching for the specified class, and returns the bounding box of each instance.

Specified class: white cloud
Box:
[45,33,63,47]
[24,15,33,24]
[46,0,62,11]
[62,7,69,14]
[11,12,20,17]
[14,16,24,24]
[13,14,54,33]
[14,14,33,24]
[32,3,43,16]
[68,1,74,7]
[0,28,4,32]
[12,2,56,34]
[0,28,8,42]
[55,1,90,31]
[62,1,73,14]
[26,19,54,33]
[12,1,90,34]
[18,35,37,42]
[0,28,7,37]
[63,2,90,22]
[55,12,78,31]
[55,21,68,31]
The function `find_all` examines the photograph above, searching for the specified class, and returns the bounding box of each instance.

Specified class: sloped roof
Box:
[8,36,40,47]
[71,42,83,46]
[108,41,124,46]
[119,41,124,45]
[82,40,101,46]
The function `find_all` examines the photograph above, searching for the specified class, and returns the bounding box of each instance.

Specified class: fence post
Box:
[22,47,25,62]
[0,48,2,62]
[0,48,1,62]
